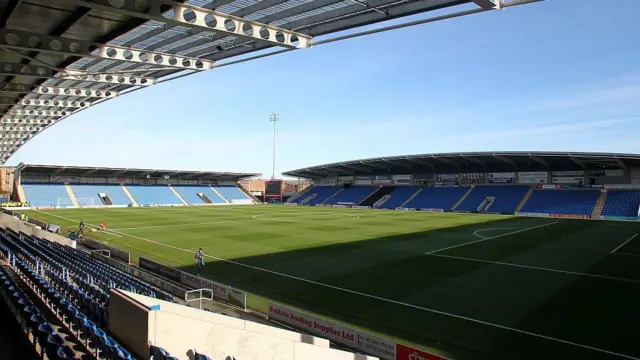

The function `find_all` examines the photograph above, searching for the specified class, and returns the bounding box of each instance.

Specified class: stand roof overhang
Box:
[16,163,258,180]
[282,151,640,178]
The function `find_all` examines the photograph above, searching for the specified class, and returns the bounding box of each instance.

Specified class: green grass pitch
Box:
[23,205,640,360]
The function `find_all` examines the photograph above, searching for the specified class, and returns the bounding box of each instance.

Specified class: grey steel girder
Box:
[58,0,312,49]
[0,28,214,70]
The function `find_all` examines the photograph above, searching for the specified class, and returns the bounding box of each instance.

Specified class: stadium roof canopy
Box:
[0,0,542,164]
[282,151,640,178]
[16,163,258,180]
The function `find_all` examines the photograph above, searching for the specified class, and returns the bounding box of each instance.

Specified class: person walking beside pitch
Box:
[195,248,205,276]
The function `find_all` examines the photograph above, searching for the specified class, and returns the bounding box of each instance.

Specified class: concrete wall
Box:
[150,310,376,360]
[108,290,151,360]
[0,213,76,248]
[123,291,329,347]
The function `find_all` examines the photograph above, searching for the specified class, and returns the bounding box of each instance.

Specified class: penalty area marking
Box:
[611,233,638,254]
[473,227,519,240]
[425,253,640,285]
[97,226,638,360]
[251,213,360,222]
[425,222,559,255]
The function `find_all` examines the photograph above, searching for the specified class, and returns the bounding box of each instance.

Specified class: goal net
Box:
[56,197,95,208]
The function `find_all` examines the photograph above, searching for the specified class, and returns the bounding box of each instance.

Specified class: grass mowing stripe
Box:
[425,253,640,284]
[104,225,639,360]
[611,233,638,254]
[425,222,558,255]
[112,218,257,231]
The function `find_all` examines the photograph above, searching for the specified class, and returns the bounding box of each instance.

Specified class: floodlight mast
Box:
[270,112,279,180]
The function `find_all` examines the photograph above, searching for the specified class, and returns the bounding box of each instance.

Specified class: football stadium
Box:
[1,1,639,360]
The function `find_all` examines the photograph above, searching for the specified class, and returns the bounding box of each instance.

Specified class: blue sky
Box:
[8,0,640,178]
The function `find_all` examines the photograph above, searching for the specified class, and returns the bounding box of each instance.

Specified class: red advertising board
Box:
[396,344,449,360]
[549,214,589,219]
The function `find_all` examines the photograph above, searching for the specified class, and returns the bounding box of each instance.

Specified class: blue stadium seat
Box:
[324,186,377,205]
[22,183,69,207]
[126,185,182,206]
[295,186,340,205]
[381,186,420,209]
[172,185,225,204]
[519,189,600,216]
[404,187,468,211]
[457,186,530,213]
[69,184,131,206]
[602,190,640,218]
[212,185,251,202]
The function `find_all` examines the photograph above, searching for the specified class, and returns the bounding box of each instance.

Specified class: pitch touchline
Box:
[99,227,637,359]
[425,253,640,284]
[30,210,124,238]
[611,233,638,254]
[425,222,559,255]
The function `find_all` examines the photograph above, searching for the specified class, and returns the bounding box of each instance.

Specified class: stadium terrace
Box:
[284,151,640,221]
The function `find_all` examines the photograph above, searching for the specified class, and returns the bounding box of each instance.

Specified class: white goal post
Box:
[56,197,95,208]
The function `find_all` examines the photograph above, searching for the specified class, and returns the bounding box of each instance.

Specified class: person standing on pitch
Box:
[195,248,205,276]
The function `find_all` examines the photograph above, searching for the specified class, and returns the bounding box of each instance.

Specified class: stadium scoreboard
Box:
[265,179,283,203]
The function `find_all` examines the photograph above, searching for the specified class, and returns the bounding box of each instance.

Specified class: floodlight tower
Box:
[269,112,279,180]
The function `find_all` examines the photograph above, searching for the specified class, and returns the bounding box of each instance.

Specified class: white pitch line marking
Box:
[611,233,638,254]
[425,253,640,284]
[99,227,639,360]
[612,252,640,259]
[30,209,123,238]
[472,227,519,240]
[425,222,559,255]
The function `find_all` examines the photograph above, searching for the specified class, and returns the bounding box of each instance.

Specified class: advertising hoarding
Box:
[518,171,547,184]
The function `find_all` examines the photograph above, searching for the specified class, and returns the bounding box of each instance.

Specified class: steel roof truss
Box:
[59,0,312,49]
[406,157,435,168]
[493,154,516,167]
[0,98,92,108]
[7,109,71,117]
[0,28,214,70]
[0,82,119,98]
[528,154,549,167]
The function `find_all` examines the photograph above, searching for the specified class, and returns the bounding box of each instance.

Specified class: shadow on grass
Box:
[168,216,640,360]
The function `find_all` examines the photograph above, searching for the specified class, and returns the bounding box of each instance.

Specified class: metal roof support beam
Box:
[528,154,549,167]
[0,29,214,70]
[0,61,156,86]
[7,109,71,117]
[110,169,129,176]
[432,156,459,167]
[615,158,627,169]
[57,0,312,49]
[494,154,516,167]
[0,99,92,108]
[81,168,100,176]
[460,155,485,166]
[341,164,371,172]
[569,156,585,168]
[406,157,435,168]
[472,0,502,9]
[0,82,119,98]
[52,167,67,175]
[383,159,413,170]
[1,117,55,124]
[362,162,390,171]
